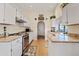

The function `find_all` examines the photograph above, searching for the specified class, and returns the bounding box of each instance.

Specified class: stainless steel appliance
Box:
[22,32,29,55]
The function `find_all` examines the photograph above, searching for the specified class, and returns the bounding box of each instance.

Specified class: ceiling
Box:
[10,3,57,19]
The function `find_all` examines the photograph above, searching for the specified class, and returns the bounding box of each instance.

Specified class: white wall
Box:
[28,19,52,40]
[22,8,53,40]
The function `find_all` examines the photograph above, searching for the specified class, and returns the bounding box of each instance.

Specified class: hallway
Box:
[30,39,48,56]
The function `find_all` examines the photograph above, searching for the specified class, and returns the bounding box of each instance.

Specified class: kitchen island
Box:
[48,32,79,56]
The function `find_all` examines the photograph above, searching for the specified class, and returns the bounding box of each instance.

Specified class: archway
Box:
[37,21,45,39]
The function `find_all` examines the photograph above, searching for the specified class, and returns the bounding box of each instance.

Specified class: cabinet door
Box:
[0,3,4,23]
[12,36,22,56]
[17,36,22,55]
[5,4,16,24]
[0,42,11,56]
[12,38,18,56]
[67,4,79,25]
[12,45,21,56]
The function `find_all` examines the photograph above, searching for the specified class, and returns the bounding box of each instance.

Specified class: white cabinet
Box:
[61,4,79,25]
[0,42,11,56]
[67,4,79,25]
[0,3,4,23]
[0,3,25,25]
[5,4,16,24]
[0,36,22,56]
[48,41,79,56]
[12,36,22,56]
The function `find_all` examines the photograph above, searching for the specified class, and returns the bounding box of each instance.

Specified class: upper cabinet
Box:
[0,3,16,25]
[5,4,16,24]
[56,3,79,25]
[0,3,4,23]
[67,4,79,25]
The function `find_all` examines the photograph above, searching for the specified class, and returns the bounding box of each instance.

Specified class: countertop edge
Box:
[49,40,79,43]
[0,36,21,43]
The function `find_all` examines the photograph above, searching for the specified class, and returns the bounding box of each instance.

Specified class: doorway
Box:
[37,21,45,39]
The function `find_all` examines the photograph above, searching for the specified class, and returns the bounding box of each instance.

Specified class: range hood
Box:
[15,17,26,23]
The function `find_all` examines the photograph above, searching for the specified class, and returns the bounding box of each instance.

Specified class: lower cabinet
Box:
[0,36,22,56]
[48,40,79,56]
[0,42,11,56]
[12,36,22,56]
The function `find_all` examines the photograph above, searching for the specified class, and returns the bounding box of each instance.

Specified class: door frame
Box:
[37,21,45,39]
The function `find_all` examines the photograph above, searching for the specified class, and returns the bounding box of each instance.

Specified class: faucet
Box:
[3,26,7,37]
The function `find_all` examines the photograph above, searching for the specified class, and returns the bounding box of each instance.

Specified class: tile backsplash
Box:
[0,25,26,35]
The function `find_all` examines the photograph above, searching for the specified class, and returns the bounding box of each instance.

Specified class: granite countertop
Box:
[0,35,20,42]
[48,32,79,43]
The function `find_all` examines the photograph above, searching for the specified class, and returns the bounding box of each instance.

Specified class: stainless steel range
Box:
[22,32,29,55]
